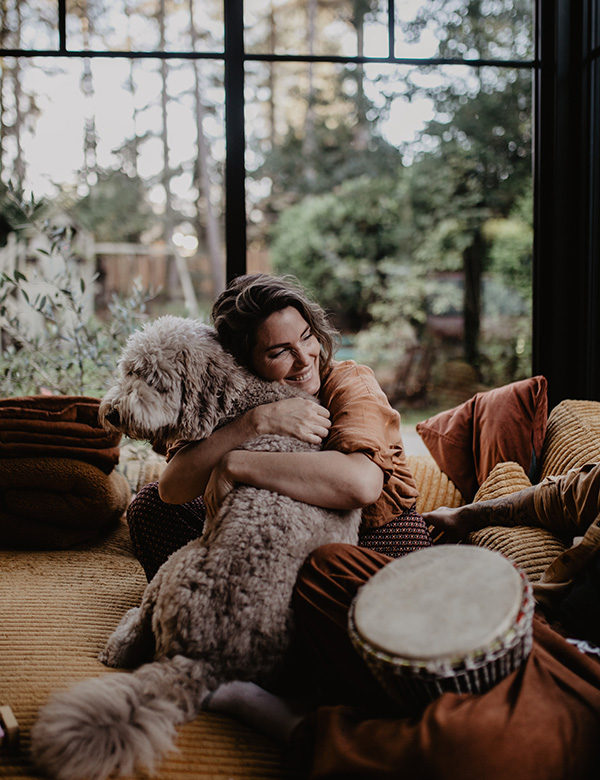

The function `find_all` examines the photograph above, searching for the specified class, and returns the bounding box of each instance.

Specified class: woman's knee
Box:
[126,480,162,531]
[296,543,357,587]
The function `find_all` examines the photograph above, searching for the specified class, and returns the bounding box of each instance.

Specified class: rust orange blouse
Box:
[166,359,419,529]
[320,360,418,529]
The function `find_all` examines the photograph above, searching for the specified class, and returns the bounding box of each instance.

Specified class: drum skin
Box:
[348,546,534,710]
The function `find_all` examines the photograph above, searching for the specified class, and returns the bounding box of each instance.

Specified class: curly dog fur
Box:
[31,315,361,780]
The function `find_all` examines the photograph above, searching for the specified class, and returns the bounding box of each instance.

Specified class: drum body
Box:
[348,545,534,710]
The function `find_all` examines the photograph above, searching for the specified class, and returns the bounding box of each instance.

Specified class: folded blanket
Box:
[0,396,121,473]
[0,457,131,549]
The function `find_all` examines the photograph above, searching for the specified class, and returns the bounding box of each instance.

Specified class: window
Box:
[0,1,598,405]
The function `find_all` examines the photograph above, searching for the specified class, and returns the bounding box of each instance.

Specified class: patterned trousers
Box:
[127,481,431,581]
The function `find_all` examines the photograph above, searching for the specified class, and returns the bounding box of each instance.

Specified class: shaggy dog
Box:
[31,315,361,780]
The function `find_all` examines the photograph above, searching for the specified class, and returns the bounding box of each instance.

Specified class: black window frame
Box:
[1,0,598,406]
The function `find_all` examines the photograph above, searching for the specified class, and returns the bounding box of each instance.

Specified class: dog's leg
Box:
[99,606,155,669]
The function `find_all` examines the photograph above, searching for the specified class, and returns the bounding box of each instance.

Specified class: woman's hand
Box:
[203,454,236,519]
[251,397,331,446]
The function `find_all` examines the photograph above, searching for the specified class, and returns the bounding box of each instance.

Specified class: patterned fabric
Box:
[127,484,430,581]
[358,505,432,558]
[126,481,206,581]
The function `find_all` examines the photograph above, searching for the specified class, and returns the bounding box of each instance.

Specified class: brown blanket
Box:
[0,396,121,473]
[0,457,131,549]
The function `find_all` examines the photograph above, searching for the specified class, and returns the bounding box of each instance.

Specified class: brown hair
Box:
[211,273,339,375]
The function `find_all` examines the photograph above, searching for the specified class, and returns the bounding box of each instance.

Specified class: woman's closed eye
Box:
[267,330,313,360]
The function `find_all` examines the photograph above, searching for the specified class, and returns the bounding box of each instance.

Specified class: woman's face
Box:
[251,306,321,396]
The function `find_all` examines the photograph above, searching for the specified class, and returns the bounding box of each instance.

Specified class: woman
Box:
[127,273,428,581]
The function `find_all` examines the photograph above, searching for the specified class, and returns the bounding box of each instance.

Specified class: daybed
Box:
[1,383,599,780]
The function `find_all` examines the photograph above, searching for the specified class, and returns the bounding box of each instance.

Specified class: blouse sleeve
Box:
[320,361,418,527]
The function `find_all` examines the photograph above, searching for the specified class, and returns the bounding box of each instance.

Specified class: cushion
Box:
[468,461,568,582]
[416,376,548,502]
[0,458,131,549]
[407,455,464,514]
[539,399,600,479]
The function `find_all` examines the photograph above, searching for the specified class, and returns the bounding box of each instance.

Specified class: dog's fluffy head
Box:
[99,315,247,445]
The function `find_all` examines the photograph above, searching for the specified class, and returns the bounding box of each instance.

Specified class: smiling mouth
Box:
[287,370,312,382]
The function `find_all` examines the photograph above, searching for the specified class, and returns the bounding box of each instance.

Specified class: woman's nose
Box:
[293,345,311,366]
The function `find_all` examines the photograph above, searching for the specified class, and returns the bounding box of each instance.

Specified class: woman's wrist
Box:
[221,448,251,484]
[244,405,266,437]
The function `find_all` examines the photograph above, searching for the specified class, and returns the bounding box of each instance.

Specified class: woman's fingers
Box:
[253,397,331,443]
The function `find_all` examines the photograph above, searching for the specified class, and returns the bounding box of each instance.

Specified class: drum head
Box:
[353,545,524,661]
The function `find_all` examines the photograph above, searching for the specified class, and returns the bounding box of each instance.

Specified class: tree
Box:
[246,0,402,236]
[398,0,533,371]
[66,168,152,243]
[270,174,414,330]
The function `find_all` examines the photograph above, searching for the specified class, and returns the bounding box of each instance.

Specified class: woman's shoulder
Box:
[320,361,392,411]
[322,360,380,392]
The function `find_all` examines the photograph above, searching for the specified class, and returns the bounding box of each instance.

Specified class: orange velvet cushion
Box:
[416,376,548,502]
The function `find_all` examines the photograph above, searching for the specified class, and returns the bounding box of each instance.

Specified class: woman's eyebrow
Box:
[265,327,311,352]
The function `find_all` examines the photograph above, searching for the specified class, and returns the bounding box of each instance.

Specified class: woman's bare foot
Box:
[204,680,313,745]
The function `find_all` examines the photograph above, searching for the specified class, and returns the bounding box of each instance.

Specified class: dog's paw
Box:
[99,607,153,668]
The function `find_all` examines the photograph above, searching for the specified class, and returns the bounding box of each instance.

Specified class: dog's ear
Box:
[177,327,248,440]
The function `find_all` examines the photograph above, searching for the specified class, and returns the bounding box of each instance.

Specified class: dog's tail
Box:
[31,655,210,780]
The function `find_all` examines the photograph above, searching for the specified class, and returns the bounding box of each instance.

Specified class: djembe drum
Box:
[348,545,535,711]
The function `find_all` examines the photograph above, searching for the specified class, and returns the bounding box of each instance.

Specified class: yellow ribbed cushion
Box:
[408,454,464,514]
[468,461,567,582]
[540,399,600,479]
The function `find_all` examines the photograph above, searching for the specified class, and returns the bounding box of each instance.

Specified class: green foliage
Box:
[0,196,156,397]
[0,182,49,246]
[0,266,155,398]
[65,169,152,243]
[479,315,532,386]
[484,185,533,300]
[403,0,534,61]
[258,121,403,204]
[270,175,414,328]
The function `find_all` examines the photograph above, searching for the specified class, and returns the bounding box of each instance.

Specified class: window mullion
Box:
[224,0,247,283]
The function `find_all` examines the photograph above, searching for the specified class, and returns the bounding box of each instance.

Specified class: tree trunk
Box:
[352,2,369,151]
[189,0,225,296]
[79,5,98,186]
[302,0,318,188]
[463,227,484,371]
[11,3,25,184]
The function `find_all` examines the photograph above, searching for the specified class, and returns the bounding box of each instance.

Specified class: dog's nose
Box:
[104,408,121,427]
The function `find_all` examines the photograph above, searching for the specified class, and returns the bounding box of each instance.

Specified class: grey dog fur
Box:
[30,315,361,780]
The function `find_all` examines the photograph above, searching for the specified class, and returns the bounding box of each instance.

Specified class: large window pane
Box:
[1,56,225,315]
[65,0,224,53]
[246,58,533,408]
[0,0,58,50]
[245,0,389,58]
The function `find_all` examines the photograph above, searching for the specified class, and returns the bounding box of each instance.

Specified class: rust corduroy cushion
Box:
[416,376,548,502]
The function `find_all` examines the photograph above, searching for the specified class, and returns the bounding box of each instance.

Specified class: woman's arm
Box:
[158,397,331,504]
[204,449,384,517]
